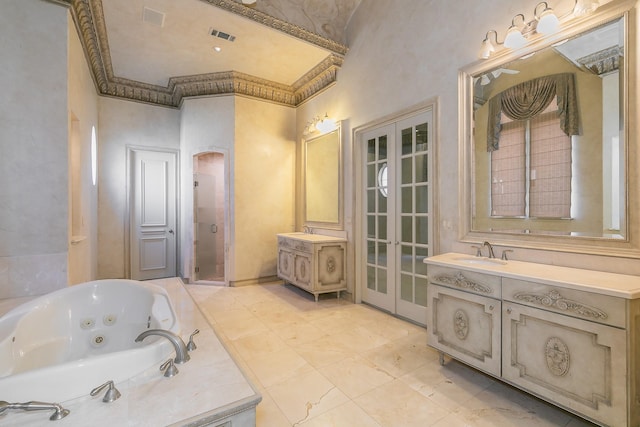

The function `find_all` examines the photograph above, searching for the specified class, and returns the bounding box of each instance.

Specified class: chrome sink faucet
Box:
[135,329,190,364]
[483,241,496,258]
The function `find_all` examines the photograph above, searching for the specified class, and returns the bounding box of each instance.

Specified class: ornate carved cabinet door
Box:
[316,244,346,290]
[428,284,501,376]
[502,302,627,426]
[294,253,312,290]
[277,248,294,283]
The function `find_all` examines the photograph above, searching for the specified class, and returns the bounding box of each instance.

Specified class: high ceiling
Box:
[63,0,361,107]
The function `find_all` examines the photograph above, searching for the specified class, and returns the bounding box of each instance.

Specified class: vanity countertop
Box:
[277,232,346,243]
[425,252,640,299]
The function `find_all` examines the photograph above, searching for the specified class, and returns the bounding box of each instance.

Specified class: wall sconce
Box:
[479,0,598,59]
[303,113,337,135]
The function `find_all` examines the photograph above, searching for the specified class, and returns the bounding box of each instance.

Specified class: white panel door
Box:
[130,149,177,280]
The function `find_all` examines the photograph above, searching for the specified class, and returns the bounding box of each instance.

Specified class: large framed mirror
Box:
[459,0,639,257]
[304,126,343,229]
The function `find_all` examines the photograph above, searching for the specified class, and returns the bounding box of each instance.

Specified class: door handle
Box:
[168,229,174,234]
[210,224,218,234]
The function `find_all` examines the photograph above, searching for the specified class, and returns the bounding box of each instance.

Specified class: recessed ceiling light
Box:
[213,46,222,52]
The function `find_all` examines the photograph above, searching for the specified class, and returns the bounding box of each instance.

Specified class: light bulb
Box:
[504,26,527,49]
[536,9,559,34]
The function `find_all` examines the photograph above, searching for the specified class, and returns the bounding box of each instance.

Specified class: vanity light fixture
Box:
[479,30,498,59]
[303,113,337,135]
[479,0,596,59]
[573,0,599,16]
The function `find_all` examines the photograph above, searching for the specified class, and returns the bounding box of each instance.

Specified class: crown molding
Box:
[63,0,344,108]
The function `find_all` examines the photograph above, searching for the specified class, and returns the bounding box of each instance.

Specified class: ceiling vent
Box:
[209,28,236,42]
[143,7,165,27]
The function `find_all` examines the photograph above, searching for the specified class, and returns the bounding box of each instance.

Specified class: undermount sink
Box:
[452,256,507,266]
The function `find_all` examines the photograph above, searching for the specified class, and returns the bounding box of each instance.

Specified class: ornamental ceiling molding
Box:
[58,0,346,108]
[577,45,623,76]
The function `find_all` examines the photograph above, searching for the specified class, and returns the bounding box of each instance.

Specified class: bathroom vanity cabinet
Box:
[277,233,346,301]
[425,253,640,427]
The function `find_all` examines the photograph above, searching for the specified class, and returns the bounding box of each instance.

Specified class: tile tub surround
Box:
[0,278,261,427]
[185,281,597,426]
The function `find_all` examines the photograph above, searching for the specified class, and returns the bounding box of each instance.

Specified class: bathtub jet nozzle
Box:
[135,329,190,364]
[0,401,70,421]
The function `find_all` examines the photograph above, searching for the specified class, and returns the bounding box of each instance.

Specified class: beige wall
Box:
[67,14,100,285]
[0,0,69,298]
[233,97,296,284]
[296,0,640,276]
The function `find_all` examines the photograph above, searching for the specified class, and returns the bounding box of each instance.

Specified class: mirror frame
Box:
[303,125,344,230]
[459,0,640,258]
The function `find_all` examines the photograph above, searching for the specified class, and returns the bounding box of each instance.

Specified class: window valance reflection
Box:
[487,73,580,151]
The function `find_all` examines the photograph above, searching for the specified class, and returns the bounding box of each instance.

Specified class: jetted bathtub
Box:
[0,279,179,403]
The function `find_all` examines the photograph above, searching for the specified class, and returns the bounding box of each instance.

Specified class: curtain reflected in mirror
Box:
[471,17,625,239]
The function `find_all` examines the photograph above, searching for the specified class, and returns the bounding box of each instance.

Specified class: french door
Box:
[360,109,433,325]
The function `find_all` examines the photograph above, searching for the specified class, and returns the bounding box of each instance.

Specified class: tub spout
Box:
[135,329,190,364]
[0,401,70,421]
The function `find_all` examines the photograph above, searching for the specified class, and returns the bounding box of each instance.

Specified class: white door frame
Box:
[353,99,440,311]
[125,146,180,279]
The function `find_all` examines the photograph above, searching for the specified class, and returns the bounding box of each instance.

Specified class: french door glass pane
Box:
[401,128,412,155]
[377,242,387,267]
[402,217,412,242]
[401,274,413,301]
[415,154,428,183]
[416,123,428,152]
[401,245,412,272]
[401,157,412,184]
[379,136,387,159]
[378,268,387,293]
[367,265,375,289]
[415,246,428,275]
[367,215,375,238]
[378,215,387,240]
[416,185,428,213]
[367,190,375,213]
[367,139,376,162]
[416,216,428,245]
[401,187,412,213]
[415,276,428,306]
[367,164,376,187]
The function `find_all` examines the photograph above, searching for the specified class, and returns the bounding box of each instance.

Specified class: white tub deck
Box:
[0,278,261,427]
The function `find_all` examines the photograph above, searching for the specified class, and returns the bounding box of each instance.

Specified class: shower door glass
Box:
[194,171,223,281]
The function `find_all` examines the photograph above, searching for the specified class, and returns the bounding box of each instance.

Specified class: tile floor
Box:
[185,282,597,427]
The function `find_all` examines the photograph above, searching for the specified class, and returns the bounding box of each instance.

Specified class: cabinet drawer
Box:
[278,237,312,253]
[428,284,501,377]
[428,265,501,298]
[502,301,627,427]
[502,278,625,328]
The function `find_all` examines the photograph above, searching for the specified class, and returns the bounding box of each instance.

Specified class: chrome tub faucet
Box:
[0,401,70,421]
[135,329,190,364]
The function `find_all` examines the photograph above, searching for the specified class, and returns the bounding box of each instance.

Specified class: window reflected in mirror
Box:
[471,17,625,239]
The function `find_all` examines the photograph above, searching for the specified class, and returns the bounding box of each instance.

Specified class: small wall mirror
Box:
[304,127,343,229]
[459,0,639,256]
